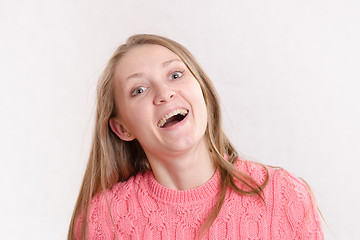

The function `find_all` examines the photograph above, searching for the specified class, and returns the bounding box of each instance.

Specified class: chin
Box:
[165,134,207,153]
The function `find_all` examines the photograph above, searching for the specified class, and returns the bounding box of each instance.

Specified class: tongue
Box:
[162,114,184,128]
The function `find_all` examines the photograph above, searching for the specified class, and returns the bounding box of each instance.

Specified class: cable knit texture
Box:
[75,160,324,239]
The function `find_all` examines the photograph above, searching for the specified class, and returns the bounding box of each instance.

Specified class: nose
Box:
[153,85,176,105]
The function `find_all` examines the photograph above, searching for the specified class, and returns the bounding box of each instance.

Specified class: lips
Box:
[157,108,189,128]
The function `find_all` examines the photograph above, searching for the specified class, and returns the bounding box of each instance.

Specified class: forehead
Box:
[114,44,181,79]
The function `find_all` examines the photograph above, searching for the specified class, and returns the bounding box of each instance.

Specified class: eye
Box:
[169,71,184,80]
[131,86,147,97]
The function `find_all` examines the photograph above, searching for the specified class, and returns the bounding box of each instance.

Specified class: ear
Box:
[109,118,135,141]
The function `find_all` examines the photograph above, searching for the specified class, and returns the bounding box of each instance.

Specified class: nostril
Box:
[154,90,176,105]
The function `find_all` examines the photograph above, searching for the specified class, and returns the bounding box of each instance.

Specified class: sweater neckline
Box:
[146,169,221,203]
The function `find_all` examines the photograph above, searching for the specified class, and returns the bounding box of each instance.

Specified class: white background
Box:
[1,0,359,239]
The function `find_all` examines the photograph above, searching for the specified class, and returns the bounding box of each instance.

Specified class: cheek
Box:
[187,81,208,121]
[192,83,207,109]
[124,103,152,131]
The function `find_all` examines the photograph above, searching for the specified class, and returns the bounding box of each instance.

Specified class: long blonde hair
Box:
[68,34,269,239]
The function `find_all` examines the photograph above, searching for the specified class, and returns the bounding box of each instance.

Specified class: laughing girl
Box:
[68,34,324,239]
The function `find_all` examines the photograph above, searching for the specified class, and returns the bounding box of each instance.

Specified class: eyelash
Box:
[169,70,185,80]
[131,86,147,97]
[130,70,185,97]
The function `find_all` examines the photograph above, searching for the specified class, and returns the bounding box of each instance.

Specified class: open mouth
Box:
[157,108,189,128]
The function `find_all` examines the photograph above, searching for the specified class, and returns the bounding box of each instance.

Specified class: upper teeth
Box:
[157,108,188,128]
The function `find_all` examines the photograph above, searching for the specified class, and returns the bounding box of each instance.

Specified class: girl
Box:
[68,34,324,239]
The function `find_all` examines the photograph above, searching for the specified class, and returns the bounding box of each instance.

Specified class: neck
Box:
[146,138,216,190]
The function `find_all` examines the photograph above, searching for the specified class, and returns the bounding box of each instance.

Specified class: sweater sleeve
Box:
[271,169,324,239]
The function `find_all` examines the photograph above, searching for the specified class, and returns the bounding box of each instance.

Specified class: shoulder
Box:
[272,168,312,199]
[74,189,115,239]
[239,159,319,215]
[270,168,324,239]
[234,158,274,187]
[234,159,323,238]
[271,167,316,214]
[75,171,150,239]
[90,171,150,210]
[234,159,312,199]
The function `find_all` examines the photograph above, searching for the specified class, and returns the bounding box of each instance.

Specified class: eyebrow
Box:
[124,58,183,81]
[125,73,143,81]
[162,58,182,67]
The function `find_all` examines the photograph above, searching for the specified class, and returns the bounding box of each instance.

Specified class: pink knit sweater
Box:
[75,160,324,239]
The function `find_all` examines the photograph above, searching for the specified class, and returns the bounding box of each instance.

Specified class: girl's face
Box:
[110,44,208,159]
